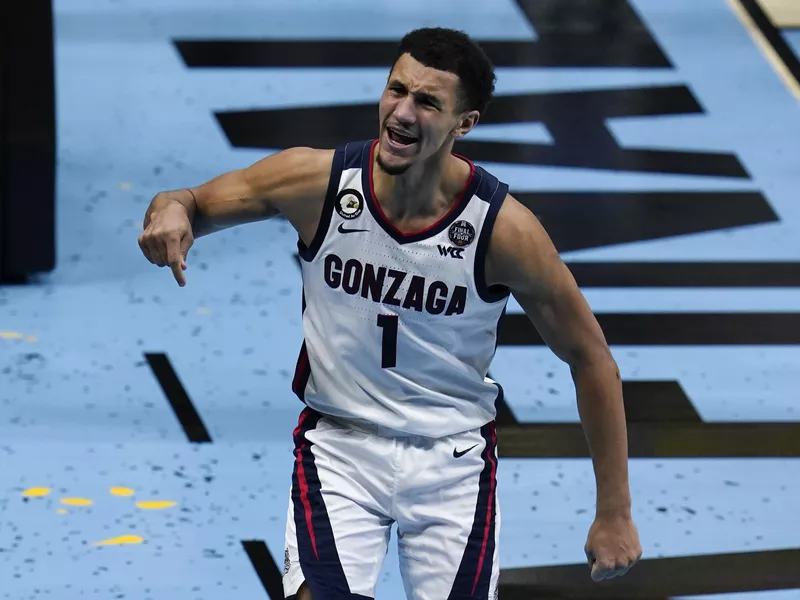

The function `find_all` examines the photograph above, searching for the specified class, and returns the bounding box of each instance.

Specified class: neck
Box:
[372,141,459,222]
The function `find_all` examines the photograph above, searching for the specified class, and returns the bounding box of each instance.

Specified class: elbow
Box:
[566,343,618,378]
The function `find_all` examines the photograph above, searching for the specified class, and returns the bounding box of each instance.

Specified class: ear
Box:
[452,110,480,140]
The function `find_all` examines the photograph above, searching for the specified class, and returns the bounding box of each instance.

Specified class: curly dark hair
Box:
[392,27,496,116]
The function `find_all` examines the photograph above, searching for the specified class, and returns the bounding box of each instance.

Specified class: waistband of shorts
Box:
[324,413,416,438]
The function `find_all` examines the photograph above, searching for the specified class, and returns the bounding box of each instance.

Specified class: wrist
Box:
[596,506,632,520]
[153,189,194,214]
[596,487,631,517]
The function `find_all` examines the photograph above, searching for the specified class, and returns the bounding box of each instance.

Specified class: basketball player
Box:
[139,27,641,600]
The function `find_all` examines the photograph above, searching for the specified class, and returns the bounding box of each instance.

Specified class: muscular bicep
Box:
[488,195,611,368]
[189,147,334,237]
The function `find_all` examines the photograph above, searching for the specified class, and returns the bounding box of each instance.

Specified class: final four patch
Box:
[448,220,475,247]
[335,188,364,220]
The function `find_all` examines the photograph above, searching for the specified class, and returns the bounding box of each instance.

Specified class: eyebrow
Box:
[389,79,445,108]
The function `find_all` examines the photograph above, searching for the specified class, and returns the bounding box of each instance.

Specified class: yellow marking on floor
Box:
[196,306,211,315]
[757,0,800,27]
[22,487,51,497]
[0,332,37,342]
[94,535,143,546]
[110,487,135,496]
[136,500,176,510]
[57,509,68,515]
[60,497,93,506]
[118,182,132,191]
[728,0,800,101]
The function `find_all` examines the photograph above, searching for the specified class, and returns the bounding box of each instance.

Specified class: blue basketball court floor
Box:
[1,0,799,598]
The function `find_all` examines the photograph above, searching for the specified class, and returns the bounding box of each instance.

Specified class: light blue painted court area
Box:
[785,30,800,60]
[1,0,799,598]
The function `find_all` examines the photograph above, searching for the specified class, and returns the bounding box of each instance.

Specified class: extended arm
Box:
[144,146,334,237]
[139,147,334,285]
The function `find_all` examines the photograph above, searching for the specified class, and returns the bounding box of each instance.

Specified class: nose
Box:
[393,95,417,127]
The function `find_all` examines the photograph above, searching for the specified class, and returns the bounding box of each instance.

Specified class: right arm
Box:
[139,146,334,285]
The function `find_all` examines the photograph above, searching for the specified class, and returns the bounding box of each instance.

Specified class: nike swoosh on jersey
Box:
[338,223,370,234]
[453,444,479,458]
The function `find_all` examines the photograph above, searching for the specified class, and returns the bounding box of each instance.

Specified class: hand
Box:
[584,512,642,581]
[138,202,194,287]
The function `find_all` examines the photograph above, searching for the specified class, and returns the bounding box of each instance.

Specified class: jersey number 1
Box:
[376,314,398,368]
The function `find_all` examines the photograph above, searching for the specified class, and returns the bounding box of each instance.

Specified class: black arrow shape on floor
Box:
[499,548,800,598]
[499,313,800,345]
[493,378,800,457]
[242,541,284,600]
[145,352,212,443]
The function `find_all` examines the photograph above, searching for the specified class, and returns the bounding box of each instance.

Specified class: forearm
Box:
[572,356,631,517]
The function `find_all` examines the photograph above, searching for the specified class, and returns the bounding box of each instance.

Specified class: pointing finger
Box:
[165,235,186,287]
[171,261,186,286]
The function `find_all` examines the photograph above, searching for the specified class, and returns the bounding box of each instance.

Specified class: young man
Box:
[139,27,641,600]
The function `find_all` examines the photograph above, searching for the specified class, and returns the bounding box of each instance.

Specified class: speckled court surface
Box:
[1,0,799,598]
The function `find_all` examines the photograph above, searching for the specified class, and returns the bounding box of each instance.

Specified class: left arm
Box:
[486,193,641,580]
[485,194,631,516]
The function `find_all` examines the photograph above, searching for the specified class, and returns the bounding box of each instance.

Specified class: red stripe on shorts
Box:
[472,423,498,596]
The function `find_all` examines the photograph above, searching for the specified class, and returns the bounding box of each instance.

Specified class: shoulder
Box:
[244,140,377,194]
[240,146,337,212]
[485,192,561,292]
[492,192,540,241]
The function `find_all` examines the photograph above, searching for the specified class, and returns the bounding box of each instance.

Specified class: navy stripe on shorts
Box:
[447,421,499,599]
[291,407,371,599]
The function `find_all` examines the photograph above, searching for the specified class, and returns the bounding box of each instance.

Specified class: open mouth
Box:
[387,127,419,147]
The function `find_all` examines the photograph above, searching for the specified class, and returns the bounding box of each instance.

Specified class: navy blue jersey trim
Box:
[472,162,502,204]
[474,180,511,303]
[298,146,346,262]
[493,380,505,412]
[291,289,311,403]
[361,140,482,245]
[342,140,370,170]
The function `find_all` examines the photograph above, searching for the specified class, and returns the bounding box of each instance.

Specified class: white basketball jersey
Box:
[292,140,511,438]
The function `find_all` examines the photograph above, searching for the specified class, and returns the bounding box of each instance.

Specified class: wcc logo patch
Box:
[335,188,364,220]
[437,245,465,259]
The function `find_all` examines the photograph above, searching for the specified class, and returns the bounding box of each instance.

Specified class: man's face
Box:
[376,53,479,175]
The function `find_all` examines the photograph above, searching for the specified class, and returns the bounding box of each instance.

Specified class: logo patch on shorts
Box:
[448,220,475,247]
[453,444,478,458]
[335,189,364,220]
[284,547,291,574]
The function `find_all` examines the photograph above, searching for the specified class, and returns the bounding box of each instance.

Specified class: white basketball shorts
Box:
[283,406,501,600]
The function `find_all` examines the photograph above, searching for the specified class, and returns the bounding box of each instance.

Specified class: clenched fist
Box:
[138,201,194,287]
[584,512,642,581]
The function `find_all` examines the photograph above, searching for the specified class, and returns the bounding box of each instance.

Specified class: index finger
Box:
[171,261,186,287]
[166,236,187,287]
